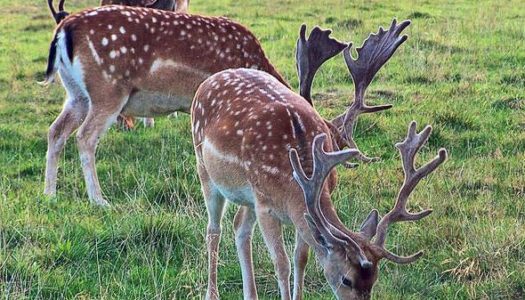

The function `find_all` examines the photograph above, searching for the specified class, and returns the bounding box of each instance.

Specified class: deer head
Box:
[290,122,447,299]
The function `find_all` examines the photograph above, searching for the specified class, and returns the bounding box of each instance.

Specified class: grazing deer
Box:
[47,0,190,129]
[191,20,447,299]
[42,5,289,206]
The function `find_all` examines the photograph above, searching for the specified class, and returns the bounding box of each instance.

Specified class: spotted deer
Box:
[42,5,289,206]
[191,20,447,299]
[47,0,190,129]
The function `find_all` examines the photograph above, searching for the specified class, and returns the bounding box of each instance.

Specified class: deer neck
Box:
[287,189,338,253]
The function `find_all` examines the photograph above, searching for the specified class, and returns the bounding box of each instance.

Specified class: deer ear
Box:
[141,0,158,6]
[359,209,380,240]
[305,214,333,251]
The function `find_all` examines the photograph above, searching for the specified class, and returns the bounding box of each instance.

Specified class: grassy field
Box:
[1,0,524,298]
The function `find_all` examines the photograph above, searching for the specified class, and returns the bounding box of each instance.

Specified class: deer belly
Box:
[214,184,256,207]
[122,90,192,117]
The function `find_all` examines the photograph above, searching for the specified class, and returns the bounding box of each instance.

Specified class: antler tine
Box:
[334,19,410,160]
[290,134,359,207]
[291,134,373,267]
[373,121,448,263]
[296,24,348,104]
[289,134,359,238]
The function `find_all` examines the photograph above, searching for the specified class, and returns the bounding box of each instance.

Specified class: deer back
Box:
[192,68,337,213]
[50,6,287,105]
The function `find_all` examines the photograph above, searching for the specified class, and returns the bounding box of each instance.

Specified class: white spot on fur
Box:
[86,37,102,65]
[261,165,279,175]
[149,58,211,78]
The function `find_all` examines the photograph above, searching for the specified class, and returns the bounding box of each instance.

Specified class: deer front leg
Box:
[292,232,309,300]
[75,95,128,206]
[234,206,258,300]
[44,96,88,196]
[256,205,291,300]
[142,117,155,128]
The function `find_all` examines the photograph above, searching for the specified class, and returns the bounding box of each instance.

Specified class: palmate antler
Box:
[332,19,410,161]
[296,25,348,104]
[371,121,447,264]
[295,20,411,163]
[289,134,373,268]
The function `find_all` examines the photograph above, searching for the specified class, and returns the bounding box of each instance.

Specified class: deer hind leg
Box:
[44,96,89,196]
[292,232,309,300]
[75,91,129,206]
[256,204,291,300]
[141,117,155,128]
[234,206,258,300]
[198,166,227,300]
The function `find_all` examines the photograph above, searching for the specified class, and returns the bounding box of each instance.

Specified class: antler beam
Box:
[333,19,410,161]
[373,121,447,263]
[289,134,374,268]
[289,134,358,231]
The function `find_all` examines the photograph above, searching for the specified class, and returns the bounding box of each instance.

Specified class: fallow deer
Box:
[47,0,190,129]
[191,20,447,299]
[42,5,289,206]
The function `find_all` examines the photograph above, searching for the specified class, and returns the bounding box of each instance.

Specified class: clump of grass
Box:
[335,18,363,29]
[23,23,52,32]
[492,97,525,110]
[407,11,432,19]
[433,111,479,132]
[501,72,525,86]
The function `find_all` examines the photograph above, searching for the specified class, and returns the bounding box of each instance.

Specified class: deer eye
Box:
[341,276,352,288]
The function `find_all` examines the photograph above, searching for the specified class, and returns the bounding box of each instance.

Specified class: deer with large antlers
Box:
[41,5,289,206]
[191,20,447,299]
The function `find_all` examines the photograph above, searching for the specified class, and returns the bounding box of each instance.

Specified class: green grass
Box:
[1,0,524,299]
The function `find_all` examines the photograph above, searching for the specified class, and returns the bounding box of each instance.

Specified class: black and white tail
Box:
[40,26,75,86]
